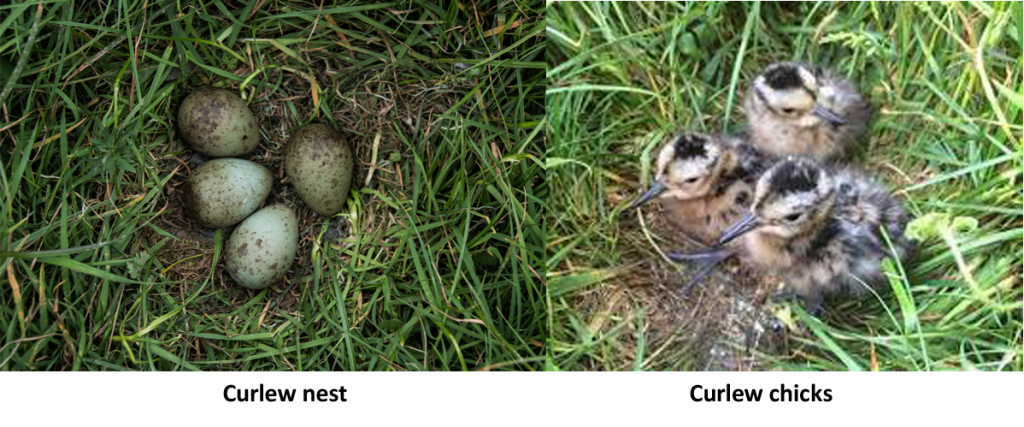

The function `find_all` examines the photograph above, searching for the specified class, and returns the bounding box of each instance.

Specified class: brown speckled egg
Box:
[182,158,273,229]
[283,124,354,216]
[178,87,260,157]
[224,205,298,290]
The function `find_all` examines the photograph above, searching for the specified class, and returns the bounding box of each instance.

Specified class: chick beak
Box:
[715,213,759,246]
[812,105,846,125]
[627,180,666,210]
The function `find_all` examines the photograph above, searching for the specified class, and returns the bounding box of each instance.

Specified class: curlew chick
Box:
[627,132,771,245]
[743,62,872,161]
[711,157,914,311]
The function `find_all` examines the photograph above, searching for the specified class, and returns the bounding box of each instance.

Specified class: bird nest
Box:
[574,199,791,371]
[149,65,468,314]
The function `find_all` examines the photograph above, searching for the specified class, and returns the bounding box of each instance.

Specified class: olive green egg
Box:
[283,124,354,216]
[224,205,299,290]
[178,87,260,157]
[183,158,273,229]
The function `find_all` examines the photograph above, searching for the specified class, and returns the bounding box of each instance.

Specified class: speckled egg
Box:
[178,87,260,157]
[224,205,299,290]
[283,124,354,216]
[182,158,273,229]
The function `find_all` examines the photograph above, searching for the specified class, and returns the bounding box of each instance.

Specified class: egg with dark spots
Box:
[178,87,260,157]
[224,205,298,290]
[183,158,273,229]
[283,124,354,216]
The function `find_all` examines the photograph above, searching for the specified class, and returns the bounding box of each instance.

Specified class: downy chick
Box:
[743,62,872,161]
[627,132,771,245]
[713,157,914,311]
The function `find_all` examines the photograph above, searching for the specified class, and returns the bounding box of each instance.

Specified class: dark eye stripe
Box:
[802,85,817,101]
[753,86,780,115]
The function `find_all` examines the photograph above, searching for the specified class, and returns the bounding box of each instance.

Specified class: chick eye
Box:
[783,213,802,222]
[683,177,700,184]
[781,108,796,114]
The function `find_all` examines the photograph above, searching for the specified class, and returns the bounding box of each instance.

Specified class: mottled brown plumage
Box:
[743,62,872,161]
[628,132,771,245]
[717,157,914,310]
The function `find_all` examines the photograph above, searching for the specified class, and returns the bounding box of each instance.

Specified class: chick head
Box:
[752,62,845,128]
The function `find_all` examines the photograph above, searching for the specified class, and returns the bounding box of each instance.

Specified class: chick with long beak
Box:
[627,132,771,293]
[744,62,871,160]
[670,157,916,311]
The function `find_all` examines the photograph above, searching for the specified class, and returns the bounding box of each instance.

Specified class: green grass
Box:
[547,1,1022,371]
[0,0,546,371]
